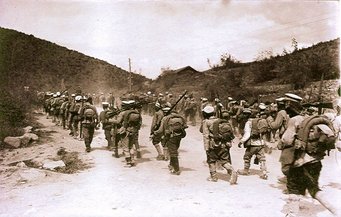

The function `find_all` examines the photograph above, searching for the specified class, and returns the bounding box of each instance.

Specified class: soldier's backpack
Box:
[166,114,186,133]
[211,119,234,142]
[250,118,269,139]
[124,110,141,128]
[83,105,96,124]
[295,115,336,156]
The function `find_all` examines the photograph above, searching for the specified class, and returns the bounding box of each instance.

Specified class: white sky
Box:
[0,0,340,79]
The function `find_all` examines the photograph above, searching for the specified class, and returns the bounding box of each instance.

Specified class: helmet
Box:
[56,92,61,96]
[71,94,76,97]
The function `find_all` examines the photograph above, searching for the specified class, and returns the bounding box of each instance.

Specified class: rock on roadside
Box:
[23,126,33,133]
[42,160,66,170]
[4,137,21,148]
[3,133,39,148]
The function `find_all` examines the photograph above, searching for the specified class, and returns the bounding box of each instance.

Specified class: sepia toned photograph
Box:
[0,0,340,217]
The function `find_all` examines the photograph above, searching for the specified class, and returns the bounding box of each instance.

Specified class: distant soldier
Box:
[109,106,122,158]
[150,102,167,160]
[99,102,113,149]
[201,106,238,184]
[44,92,53,119]
[100,93,106,103]
[59,96,69,129]
[69,95,82,138]
[238,108,269,180]
[188,97,198,126]
[79,97,98,152]
[154,105,187,175]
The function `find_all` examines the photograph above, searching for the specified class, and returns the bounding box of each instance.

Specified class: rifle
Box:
[165,90,188,116]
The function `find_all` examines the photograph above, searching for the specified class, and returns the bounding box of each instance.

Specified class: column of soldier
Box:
[42,90,340,216]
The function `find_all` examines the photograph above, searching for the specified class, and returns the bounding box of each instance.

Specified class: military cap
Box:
[284,93,302,102]
[242,108,252,114]
[202,105,215,114]
[202,97,208,102]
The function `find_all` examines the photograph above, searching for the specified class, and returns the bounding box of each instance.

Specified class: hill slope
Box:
[0,27,150,94]
[151,38,340,102]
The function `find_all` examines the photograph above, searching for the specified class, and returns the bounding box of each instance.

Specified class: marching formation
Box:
[40,89,341,216]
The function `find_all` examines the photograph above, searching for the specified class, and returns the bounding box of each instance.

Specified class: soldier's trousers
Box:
[287,161,322,198]
[206,146,232,165]
[104,129,112,147]
[243,146,266,169]
[82,124,95,148]
[166,135,182,158]
[121,132,138,160]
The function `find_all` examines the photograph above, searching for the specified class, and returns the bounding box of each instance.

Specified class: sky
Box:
[0,0,340,79]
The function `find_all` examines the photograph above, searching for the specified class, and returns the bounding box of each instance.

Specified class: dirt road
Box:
[0,113,340,217]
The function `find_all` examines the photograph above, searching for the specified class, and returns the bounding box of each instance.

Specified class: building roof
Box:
[174,66,198,74]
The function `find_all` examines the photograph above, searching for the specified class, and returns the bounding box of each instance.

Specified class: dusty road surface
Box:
[0,112,340,217]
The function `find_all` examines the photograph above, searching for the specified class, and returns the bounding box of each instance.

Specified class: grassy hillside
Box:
[0,27,150,94]
[0,27,150,142]
[151,38,340,102]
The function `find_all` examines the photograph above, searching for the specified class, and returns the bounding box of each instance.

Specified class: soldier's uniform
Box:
[238,109,269,180]
[281,93,340,216]
[154,108,187,175]
[99,102,112,149]
[69,96,82,138]
[79,99,98,152]
[59,97,69,129]
[150,102,166,160]
[201,106,238,184]
[113,101,142,167]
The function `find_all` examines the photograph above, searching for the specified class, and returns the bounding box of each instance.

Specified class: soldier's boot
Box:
[237,166,250,175]
[163,148,169,161]
[207,172,218,182]
[113,147,119,158]
[85,145,91,153]
[223,163,238,185]
[155,145,165,160]
[259,161,268,180]
[207,163,218,182]
[170,157,180,175]
[136,150,142,159]
[125,157,135,167]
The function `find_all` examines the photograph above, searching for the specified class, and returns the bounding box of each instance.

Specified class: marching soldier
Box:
[154,104,187,175]
[201,105,238,184]
[150,102,167,160]
[99,102,113,149]
[112,100,142,167]
[79,97,98,152]
[237,108,269,180]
